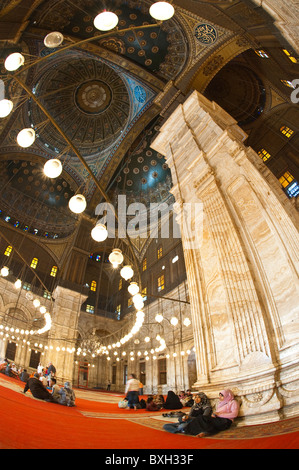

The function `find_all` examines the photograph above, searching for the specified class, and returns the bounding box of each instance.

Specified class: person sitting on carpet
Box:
[20,369,29,382]
[153,394,165,409]
[50,377,61,401]
[54,381,76,407]
[184,389,240,437]
[146,396,160,411]
[23,372,54,401]
[163,392,212,434]
[163,390,183,410]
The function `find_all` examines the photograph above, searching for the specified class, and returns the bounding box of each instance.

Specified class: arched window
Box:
[30,258,38,269]
[90,280,97,292]
[280,126,294,138]
[4,245,12,257]
[50,266,57,277]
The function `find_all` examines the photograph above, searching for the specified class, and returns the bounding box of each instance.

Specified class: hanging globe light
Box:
[155,313,164,323]
[44,31,64,48]
[132,293,144,310]
[149,2,175,21]
[120,265,134,281]
[91,222,108,242]
[68,194,86,214]
[170,316,179,326]
[40,306,46,314]
[0,266,9,277]
[33,299,40,308]
[0,99,13,118]
[4,52,25,71]
[128,282,139,296]
[17,128,36,148]
[108,248,124,268]
[93,11,119,31]
[43,158,62,178]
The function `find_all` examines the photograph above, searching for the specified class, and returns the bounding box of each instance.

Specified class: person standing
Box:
[139,380,143,396]
[107,380,111,391]
[125,373,140,409]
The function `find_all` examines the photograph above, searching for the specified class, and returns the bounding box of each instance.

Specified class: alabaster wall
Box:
[151,91,299,424]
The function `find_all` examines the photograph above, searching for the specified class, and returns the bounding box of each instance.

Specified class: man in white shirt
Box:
[125,373,140,409]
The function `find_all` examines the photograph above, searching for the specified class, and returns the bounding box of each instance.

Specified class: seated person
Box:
[54,381,76,407]
[184,389,194,406]
[163,391,183,410]
[23,373,54,401]
[153,394,165,409]
[146,396,160,411]
[163,392,211,434]
[20,369,30,382]
[184,389,240,437]
[50,377,61,401]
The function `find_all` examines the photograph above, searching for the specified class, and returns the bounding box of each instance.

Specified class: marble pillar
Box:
[151,91,299,424]
[43,285,87,384]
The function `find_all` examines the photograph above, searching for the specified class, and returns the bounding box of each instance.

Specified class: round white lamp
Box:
[94,11,119,31]
[4,52,25,71]
[149,2,175,21]
[132,293,144,309]
[43,158,62,178]
[128,282,139,296]
[91,223,108,242]
[120,265,134,281]
[170,316,179,326]
[33,299,40,308]
[68,194,86,214]
[14,279,22,289]
[17,128,36,148]
[44,32,64,48]
[1,266,9,277]
[0,99,13,118]
[108,248,124,268]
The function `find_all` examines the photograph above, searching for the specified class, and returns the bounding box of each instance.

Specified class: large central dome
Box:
[30,56,130,157]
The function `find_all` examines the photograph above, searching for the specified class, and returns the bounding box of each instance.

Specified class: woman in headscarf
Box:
[163,390,183,410]
[163,392,212,434]
[184,389,239,437]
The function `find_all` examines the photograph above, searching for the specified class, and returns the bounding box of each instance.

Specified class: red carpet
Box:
[0,375,299,450]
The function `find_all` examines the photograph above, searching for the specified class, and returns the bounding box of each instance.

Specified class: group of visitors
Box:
[119,374,239,437]
[0,358,76,407]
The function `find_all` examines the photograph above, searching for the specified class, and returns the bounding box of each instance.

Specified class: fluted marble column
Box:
[42,286,87,385]
[151,91,299,424]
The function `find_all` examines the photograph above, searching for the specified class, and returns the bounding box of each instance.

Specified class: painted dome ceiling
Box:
[0,158,77,238]
[29,54,131,157]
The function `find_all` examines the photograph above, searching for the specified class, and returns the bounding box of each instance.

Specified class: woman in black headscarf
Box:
[163,390,183,410]
[163,392,212,434]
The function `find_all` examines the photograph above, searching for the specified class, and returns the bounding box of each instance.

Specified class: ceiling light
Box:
[43,158,62,178]
[128,282,139,296]
[4,52,25,71]
[68,194,86,214]
[149,2,175,21]
[183,317,191,327]
[120,265,134,280]
[17,128,36,147]
[108,248,124,267]
[0,99,13,118]
[170,316,178,326]
[14,279,22,289]
[91,222,108,242]
[33,299,40,308]
[93,11,119,31]
[44,32,64,48]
